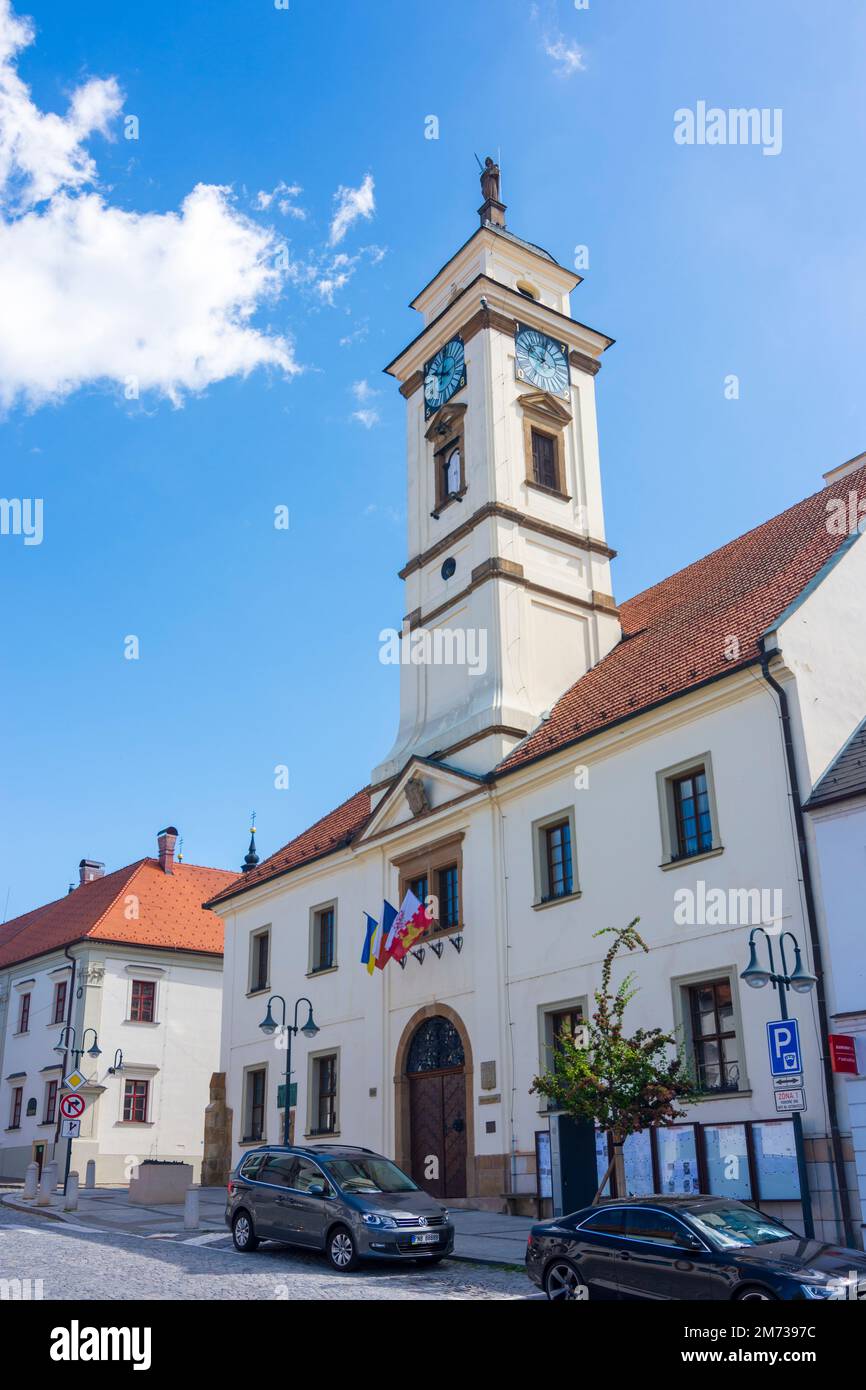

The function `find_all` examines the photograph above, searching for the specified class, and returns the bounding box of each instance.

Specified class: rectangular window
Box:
[250,931,270,993]
[531,429,558,490]
[244,1068,266,1143]
[313,1055,337,1135]
[437,865,459,929]
[18,993,30,1033]
[408,874,428,907]
[44,1080,58,1125]
[672,768,713,859]
[52,980,67,1025]
[544,820,574,899]
[688,979,739,1093]
[550,1007,583,1055]
[312,908,335,973]
[123,1080,149,1123]
[395,833,464,938]
[130,980,156,1023]
[10,1086,23,1129]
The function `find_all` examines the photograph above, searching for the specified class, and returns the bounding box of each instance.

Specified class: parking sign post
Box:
[740,927,816,1240]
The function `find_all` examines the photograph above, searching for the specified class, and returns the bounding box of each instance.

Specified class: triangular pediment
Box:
[359,757,485,843]
[515,389,572,425]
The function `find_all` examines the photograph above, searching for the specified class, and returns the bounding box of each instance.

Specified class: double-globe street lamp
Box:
[259,995,319,1145]
[740,926,817,1238]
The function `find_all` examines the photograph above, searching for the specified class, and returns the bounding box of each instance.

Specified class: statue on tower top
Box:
[480,155,500,203]
[478,153,506,229]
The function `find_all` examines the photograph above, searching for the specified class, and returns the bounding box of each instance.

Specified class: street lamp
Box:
[259,995,319,1145]
[108,1049,125,1075]
[54,1025,102,1065]
[740,926,817,1237]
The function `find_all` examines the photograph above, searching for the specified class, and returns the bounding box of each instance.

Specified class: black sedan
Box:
[526,1195,866,1301]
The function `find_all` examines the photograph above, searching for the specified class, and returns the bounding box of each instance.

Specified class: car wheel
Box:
[734,1286,776,1302]
[544,1260,585,1301]
[232,1211,260,1253]
[327,1225,359,1272]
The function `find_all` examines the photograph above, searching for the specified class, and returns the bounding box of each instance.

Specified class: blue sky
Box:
[2,0,865,916]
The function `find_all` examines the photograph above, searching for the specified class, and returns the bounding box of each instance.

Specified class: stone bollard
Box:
[23,1162,39,1200]
[184,1186,200,1232]
[37,1166,55,1207]
[85,1159,96,1189]
[64,1171,80,1212]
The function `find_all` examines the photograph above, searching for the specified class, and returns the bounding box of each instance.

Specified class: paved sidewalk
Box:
[1,1187,533,1264]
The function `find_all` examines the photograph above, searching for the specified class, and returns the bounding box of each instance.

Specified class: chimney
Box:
[157,826,179,875]
[79,859,105,886]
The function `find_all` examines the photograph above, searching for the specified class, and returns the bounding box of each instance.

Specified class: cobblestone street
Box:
[0,1206,530,1301]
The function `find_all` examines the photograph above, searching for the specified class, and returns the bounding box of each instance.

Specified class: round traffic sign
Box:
[59,1093,86,1120]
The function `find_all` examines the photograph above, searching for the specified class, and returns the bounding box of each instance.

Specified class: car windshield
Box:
[323,1156,418,1194]
[687,1203,796,1249]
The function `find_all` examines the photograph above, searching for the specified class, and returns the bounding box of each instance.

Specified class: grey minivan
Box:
[226,1143,455,1271]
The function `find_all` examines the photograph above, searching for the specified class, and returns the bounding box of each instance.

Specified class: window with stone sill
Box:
[243,1067,266,1143]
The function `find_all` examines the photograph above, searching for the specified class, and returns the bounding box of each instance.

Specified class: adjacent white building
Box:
[208,174,866,1245]
[0,828,234,1183]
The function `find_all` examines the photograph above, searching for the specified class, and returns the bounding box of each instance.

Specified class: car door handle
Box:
[620,1252,631,1261]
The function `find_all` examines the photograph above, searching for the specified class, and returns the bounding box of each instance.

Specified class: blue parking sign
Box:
[767,1019,802,1076]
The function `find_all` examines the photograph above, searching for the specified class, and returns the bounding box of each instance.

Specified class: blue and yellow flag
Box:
[361,913,378,975]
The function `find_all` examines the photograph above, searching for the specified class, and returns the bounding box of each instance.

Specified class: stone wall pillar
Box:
[201,1072,233,1187]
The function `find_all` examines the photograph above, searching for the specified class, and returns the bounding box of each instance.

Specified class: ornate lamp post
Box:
[740,927,817,1238]
[259,995,319,1145]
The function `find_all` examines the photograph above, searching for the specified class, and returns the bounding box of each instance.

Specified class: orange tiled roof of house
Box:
[0,855,235,970]
[205,466,864,906]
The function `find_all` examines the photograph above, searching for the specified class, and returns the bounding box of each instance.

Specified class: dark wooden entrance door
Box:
[405,1014,468,1200]
[409,1068,467,1199]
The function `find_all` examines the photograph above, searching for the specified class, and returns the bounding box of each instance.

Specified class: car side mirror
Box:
[308,1183,327,1197]
[678,1231,703,1251]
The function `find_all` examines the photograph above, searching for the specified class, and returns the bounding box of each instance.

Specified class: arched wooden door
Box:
[406,1016,467,1199]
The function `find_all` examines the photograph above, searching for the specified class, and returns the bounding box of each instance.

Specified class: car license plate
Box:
[410,1232,439,1245]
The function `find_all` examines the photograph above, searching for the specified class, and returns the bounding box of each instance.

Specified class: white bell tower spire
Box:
[372,162,620,784]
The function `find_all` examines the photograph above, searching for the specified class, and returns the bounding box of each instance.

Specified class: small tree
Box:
[531,918,696,1201]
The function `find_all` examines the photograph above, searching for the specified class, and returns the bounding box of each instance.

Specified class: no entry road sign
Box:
[59,1093,86,1121]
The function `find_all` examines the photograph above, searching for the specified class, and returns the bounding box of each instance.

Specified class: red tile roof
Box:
[498,465,865,773]
[205,467,864,905]
[0,859,236,970]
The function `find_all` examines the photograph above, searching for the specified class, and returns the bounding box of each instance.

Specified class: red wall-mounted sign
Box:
[828,1034,859,1075]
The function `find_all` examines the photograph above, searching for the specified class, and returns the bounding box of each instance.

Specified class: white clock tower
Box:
[372,164,621,784]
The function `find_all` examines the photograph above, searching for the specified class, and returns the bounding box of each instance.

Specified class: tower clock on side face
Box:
[515,324,570,400]
[423,336,466,419]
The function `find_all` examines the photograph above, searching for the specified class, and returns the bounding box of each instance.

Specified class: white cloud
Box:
[0,0,297,409]
[329,173,375,245]
[351,378,377,404]
[254,181,306,219]
[351,408,379,430]
[544,36,585,77]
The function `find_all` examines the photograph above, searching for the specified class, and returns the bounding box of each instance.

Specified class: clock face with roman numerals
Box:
[423,336,466,419]
[514,324,570,399]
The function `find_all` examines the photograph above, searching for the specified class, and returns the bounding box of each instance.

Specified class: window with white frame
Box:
[243,1066,267,1143]
[531,808,579,905]
[309,1052,338,1135]
[657,754,722,866]
[309,902,337,973]
[248,929,270,994]
[672,967,746,1096]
